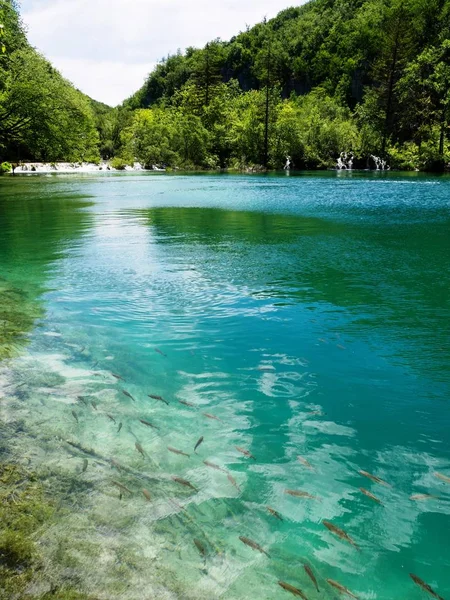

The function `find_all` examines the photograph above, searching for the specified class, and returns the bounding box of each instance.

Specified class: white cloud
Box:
[21,0,296,105]
[46,57,156,106]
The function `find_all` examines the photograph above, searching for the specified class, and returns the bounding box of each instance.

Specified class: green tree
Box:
[372,0,417,153]
[397,40,450,157]
[227,88,281,168]
[123,108,178,167]
[295,89,360,168]
[190,41,224,109]
[173,110,210,166]
[0,49,99,162]
[203,81,241,168]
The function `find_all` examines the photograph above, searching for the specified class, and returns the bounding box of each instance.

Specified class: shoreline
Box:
[4,161,449,175]
[10,161,150,174]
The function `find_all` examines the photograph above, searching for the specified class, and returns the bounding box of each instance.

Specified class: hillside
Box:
[118,0,449,171]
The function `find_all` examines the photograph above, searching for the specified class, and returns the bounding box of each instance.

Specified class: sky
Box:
[20,0,294,107]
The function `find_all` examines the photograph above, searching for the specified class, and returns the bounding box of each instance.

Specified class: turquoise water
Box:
[0,171,449,599]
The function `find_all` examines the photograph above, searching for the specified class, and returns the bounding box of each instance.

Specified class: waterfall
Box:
[370,155,390,171]
[336,152,353,170]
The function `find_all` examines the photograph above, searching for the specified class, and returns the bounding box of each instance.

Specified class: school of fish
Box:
[59,347,448,600]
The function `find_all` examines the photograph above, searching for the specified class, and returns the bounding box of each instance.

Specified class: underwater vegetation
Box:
[0,462,98,600]
[0,280,43,360]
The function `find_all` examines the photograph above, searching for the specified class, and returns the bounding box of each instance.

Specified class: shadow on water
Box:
[131,205,450,382]
[0,182,94,359]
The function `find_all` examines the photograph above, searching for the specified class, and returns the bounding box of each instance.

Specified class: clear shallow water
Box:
[0,171,449,599]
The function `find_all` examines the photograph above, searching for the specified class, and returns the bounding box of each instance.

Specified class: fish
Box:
[117,422,123,433]
[194,436,204,452]
[111,458,123,472]
[179,399,195,408]
[227,473,241,492]
[337,344,347,350]
[91,360,99,368]
[142,489,151,502]
[359,470,390,487]
[172,476,197,491]
[91,400,98,410]
[267,506,283,521]
[112,480,132,495]
[204,460,227,473]
[82,459,88,473]
[71,410,79,424]
[135,442,145,457]
[285,490,317,500]
[77,396,88,406]
[435,472,450,484]
[306,410,323,416]
[360,488,383,504]
[148,394,169,405]
[297,456,314,470]
[168,446,190,458]
[140,419,159,429]
[236,446,256,460]
[278,581,308,599]
[239,536,269,557]
[203,412,222,422]
[323,520,360,551]
[410,573,444,600]
[122,390,135,402]
[112,373,125,381]
[318,338,328,344]
[410,493,440,501]
[194,538,206,557]
[155,348,167,357]
[327,579,358,599]
[106,414,116,424]
[304,564,319,592]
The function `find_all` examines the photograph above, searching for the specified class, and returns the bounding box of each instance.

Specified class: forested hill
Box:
[120,0,449,171]
[128,0,448,110]
[0,0,104,166]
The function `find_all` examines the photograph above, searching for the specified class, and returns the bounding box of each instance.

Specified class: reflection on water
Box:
[0,185,93,358]
[0,172,449,599]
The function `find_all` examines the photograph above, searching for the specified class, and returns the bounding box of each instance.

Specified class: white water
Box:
[12,162,161,174]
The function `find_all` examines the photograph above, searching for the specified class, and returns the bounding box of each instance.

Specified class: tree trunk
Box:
[439,106,446,156]
[263,36,271,170]
[205,43,210,107]
[382,23,401,155]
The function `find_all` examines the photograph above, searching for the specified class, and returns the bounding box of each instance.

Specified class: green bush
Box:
[389,142,420,170]
[418,141,449,172]
[85,153,101,165]
[110,157,128,170]
[0,162,12,174]
[389,139,450,172]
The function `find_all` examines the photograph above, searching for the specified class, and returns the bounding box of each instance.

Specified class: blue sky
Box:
[20,0,295,106]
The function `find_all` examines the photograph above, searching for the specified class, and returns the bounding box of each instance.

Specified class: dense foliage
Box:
[0,0,449,170]
[116,0,449,171]
[0,0,100,164]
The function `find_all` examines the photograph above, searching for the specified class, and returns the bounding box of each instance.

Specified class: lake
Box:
[0,171,449,599]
